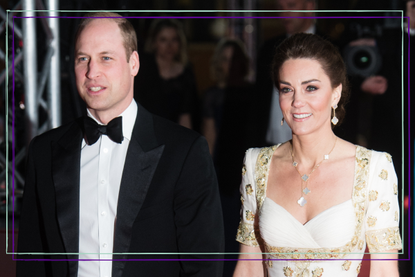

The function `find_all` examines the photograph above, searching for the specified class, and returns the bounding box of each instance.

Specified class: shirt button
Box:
[103,243,107,248]
[100,179,105,184]
[101,211,106,216]
[103,148,108,154]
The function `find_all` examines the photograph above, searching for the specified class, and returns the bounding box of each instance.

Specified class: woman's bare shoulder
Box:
[336,138,357,157]
[272,141,292,162]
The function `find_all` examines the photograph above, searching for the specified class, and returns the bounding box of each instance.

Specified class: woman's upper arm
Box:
[202,118,216,155]
[234,149,265,277]
[365,152,402,253]
[236,148,260,247]
[178,113,192,129]
[365,152,401,276]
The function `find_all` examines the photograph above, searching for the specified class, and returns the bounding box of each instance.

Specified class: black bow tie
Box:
[83,116,124,145]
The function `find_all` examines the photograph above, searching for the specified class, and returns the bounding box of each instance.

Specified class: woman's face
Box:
[278,58,341,136]
[153,27,180,61]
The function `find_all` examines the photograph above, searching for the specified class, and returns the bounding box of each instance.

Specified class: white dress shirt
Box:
[78,100,137,277]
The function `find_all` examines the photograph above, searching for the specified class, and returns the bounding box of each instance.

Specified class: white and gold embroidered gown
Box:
[236,145,402,277]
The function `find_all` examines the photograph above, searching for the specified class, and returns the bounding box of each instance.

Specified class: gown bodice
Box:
[236,144,402,277]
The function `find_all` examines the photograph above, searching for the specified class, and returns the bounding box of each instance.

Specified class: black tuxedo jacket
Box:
[17,104,224,277]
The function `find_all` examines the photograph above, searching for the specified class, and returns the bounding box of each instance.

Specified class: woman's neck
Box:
[291,127,337,168]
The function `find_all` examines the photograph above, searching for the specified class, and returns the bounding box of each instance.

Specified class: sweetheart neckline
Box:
[262,144,357,225]
[264,197,353,226]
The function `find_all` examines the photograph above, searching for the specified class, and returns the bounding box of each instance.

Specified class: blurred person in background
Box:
[202,38,253,276]
[249,0,320,148]
[134,19,199,130]
[203,38,252,170]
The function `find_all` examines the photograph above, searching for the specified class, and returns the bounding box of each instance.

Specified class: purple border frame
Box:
[9,13,411,263]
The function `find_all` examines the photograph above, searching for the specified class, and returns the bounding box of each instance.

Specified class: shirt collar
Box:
[82,99,138,147]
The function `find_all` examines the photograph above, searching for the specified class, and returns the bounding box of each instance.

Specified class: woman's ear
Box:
[332,84,342,106]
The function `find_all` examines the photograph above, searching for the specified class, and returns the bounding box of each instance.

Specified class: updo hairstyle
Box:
[271,33,350,126]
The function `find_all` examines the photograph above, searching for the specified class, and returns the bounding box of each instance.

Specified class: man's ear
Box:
[129,51,140,76]
[332,83,342,106]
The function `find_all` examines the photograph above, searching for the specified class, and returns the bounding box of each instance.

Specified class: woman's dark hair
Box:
[211,38,250,86]
[271,33,350,126]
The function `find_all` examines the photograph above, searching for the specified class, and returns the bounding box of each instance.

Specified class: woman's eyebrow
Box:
[279,79,321,86]
[302,79,321,85]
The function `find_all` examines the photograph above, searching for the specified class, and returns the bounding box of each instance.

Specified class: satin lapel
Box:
[51,119,83,276]
[112,105,164,277]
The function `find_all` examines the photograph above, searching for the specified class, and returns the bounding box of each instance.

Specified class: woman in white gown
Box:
[233,33,402,277]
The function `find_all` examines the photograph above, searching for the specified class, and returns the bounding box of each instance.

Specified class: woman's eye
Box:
[306,86,317,91]
[280,87,292,93]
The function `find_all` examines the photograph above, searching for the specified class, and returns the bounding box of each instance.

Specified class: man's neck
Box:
[88,98,134,125]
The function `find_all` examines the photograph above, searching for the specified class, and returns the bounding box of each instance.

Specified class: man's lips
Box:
[87,86,106,93]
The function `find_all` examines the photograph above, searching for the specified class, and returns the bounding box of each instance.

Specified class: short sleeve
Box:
[365,152,402,253]
[236,148,260,247]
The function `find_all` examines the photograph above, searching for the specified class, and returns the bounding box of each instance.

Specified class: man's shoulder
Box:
[29,118,83,147]
[151,113,201,144]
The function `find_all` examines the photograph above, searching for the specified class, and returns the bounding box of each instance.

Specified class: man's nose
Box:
[86,60,100,79]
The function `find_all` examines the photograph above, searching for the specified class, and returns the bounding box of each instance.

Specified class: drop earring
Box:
[331,104,338,125]
[281,117,284,126]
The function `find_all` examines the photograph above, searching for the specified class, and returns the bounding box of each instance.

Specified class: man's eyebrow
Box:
[75,51,88,56]
[99,51,116,55]
[75,51,115,56]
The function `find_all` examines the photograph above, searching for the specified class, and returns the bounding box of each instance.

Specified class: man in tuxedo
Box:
[17,13,224,277]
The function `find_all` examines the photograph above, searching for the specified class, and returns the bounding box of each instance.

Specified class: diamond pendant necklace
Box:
[291,137,337,207]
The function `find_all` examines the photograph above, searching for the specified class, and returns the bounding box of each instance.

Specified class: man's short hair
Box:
[75,12,138,62]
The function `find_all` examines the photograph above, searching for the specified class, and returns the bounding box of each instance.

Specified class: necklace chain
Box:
[291,137,338,207]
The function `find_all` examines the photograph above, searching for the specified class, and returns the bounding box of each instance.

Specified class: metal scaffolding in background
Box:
[0,0,61,215]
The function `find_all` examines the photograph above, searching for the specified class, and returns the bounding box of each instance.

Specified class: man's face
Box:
[75,19,139,123]
[276,0,314,35]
